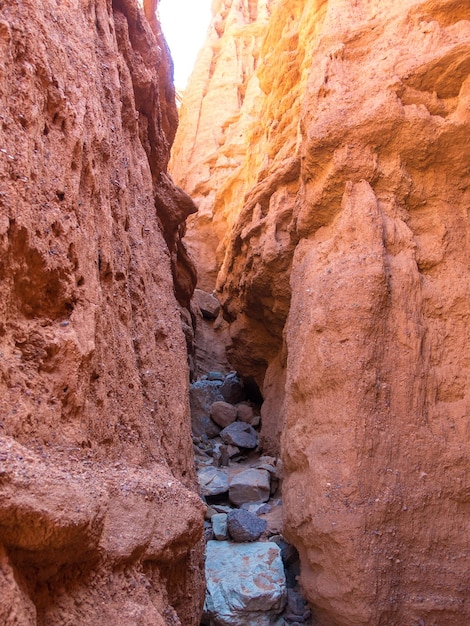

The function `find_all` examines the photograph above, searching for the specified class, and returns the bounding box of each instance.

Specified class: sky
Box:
[158,0,213,91]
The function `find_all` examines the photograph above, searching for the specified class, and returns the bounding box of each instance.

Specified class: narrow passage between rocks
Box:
[190,290,313,626]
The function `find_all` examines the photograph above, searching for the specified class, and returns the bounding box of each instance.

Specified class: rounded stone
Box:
[210,401,237,428]
[236,402,257,424]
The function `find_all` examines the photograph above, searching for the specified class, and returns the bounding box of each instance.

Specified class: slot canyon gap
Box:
[1,1,470,625]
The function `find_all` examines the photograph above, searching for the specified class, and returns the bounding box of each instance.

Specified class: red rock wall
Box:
[174,0,470,624]
[283,3,470,623]
[0,1,203,624]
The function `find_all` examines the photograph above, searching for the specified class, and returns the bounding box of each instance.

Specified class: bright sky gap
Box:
[158,0,213,91]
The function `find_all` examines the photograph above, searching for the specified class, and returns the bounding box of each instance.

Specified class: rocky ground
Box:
[190,370,312,626]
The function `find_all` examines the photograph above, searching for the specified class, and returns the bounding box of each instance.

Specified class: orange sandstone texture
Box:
[170,0,276,292]
[0,1,203,624]
[175,0,470,624]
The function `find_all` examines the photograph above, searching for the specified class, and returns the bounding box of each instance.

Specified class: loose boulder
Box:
[227,509,267,542]
[190,380,224,438]
[220,372,245,404]
[193,289,221,320]
[220,422,258,449]
[198,466,229,497]
[236,403,257,424]
[210,401,237,428]
[203,541,286,626]
[241,502,272,515]
[212,513,228,541]
[229,468,270,506]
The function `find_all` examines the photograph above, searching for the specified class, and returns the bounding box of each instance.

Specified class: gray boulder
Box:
[211,504,232,515]
[190,380,224,438]
[220,372,245,404]
[204,521,214,543]
[203,541,286,626]
[210,401,237,428]
[212,513,228,541]
[227,509,267,542]
[193,288,221,320]
[241,502,272,515]
[213,442,240,460]
[229,468,270,506]
[220,421,258,449]
[198,466,229,497]
[287,588,309,619]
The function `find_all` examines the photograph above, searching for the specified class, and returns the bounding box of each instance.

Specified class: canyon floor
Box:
[192,371,311,625]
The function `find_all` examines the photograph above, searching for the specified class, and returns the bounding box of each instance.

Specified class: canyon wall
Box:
[170,0,275,293]
[0,1,204,624]
[173,0,470,624]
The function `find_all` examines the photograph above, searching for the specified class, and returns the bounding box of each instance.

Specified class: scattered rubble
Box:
[191,371,312,626]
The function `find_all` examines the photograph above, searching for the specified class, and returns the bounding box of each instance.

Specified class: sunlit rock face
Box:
[0,1,203,624]
[175,0,470,624]
[170,0,276,292]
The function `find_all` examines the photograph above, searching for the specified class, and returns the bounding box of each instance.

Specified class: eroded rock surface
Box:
[0,1,203,623]
[175,0,470,624]
[170,0,275,294]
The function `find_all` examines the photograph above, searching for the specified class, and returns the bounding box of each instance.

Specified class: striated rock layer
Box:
[174,0,470,624]
[0,0,204,624]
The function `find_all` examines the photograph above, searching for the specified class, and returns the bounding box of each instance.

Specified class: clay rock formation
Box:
[174,0,470,624]
[0,1,204,624]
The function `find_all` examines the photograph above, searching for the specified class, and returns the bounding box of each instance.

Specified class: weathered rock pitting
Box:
[0,1,204,624]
